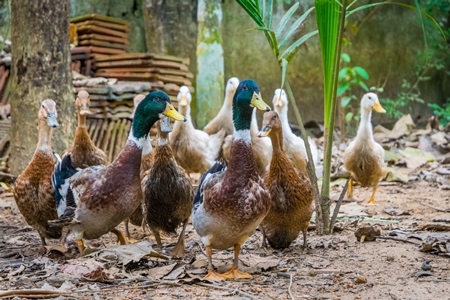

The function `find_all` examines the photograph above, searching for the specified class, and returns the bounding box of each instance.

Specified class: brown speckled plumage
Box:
[65,91,108,169]
[14,100,61,245]
[69,141,143,240]
[143,123,193,253]
[260,111,314,249]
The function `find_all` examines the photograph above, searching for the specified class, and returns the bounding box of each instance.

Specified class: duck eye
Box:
[242,85,248,91]
[368,96,372,100]
[154,97,159,101]
[42,105,44,108]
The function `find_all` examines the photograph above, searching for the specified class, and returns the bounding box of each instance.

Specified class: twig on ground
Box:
[374,236,420,245]
[330,178,349,234]
[196,282,254,299]
[422,203,450,212]
[288,274,295,300]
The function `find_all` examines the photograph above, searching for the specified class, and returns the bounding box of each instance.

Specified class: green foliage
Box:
[428,102,450,126]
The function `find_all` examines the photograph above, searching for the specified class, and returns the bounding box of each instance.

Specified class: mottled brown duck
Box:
[193,79,271,281]
[142,117,193,257]
[14,99,61,246]
[258,111,315,249]
[51,91,186,254]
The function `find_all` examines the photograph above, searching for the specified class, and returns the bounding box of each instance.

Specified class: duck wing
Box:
[193,160,227,212]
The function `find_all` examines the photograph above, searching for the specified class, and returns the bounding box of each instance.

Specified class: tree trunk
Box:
[196,0,224,128]
[9,0,75,175]
[143,0,197,73]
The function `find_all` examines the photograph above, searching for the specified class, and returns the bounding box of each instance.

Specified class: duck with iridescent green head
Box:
[193,79,271,281]
[51,91,186,254]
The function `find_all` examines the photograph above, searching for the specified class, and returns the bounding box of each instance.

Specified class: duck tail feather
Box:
[52,154,77,210]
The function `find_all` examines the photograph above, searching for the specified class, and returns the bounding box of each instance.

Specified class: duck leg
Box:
[368,182,380,205]
[260,226,268,248]
[302,229,308,248]
[124,219,131,239]
[203,245,227,281]
[39,235,47,246]
[348,178,354,200]
[222,244,252,279]
[110,228,128,245]
[152,228,163,252]
[171,220,187,257]
[77,239,85,253]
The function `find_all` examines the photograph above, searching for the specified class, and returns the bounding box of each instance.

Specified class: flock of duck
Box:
[12,77,387,281]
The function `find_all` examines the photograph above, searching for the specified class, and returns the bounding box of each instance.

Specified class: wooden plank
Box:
[70,47,91,54]
[114,118,128,159]
[71,53,90,61]
[0,69,8,96]
[78,33,130,45]
[101,120,115,151]
[76,24,128,38]
[71,14,129,26]
[110,81,154,94]
[75,86,110,95]
[95,67,193,78]
[108,120,121,162]
[74,20,129,32]
[88,118,96,137]
[88,46,126,55]
[91,119,103,145]
[79,39,128,50]
[94,53,188,64]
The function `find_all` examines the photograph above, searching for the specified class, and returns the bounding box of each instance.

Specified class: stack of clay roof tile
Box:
[70,14,129,76]
[94,53,194,88]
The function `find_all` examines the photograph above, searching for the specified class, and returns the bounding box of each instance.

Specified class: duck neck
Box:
[157,131,169,147]
[77,107,87,128]
[357,108,374,141]
[37,119,53,153]
[269,129,283,155]
[174,105,194,131]
[278,106,292,135]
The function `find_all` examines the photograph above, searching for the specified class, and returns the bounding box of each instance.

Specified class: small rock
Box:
[421,261,432,271]
[355,274,367,284]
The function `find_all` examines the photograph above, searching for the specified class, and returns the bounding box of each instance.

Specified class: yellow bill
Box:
[250,92,271,111]
[80,108,92,116]
[373,101,386,113]
[163,103,186,122]
[274,96,283,107]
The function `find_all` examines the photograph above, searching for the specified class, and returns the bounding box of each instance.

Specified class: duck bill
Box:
[163,103,186,122]
[373,102,386,113]
[178,96,188,106]
[160,117,172,133]
[257,126,271,137]
[250,92,271,111]
[46,113,59,128]
[80,107,92,116]
[274,96,283,107]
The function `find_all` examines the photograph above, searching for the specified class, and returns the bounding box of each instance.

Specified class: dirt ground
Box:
[0,173,449,299]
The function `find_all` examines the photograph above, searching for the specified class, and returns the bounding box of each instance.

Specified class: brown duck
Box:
[14,99,60,246]
[142,117,193,257]
[258,111,315,249]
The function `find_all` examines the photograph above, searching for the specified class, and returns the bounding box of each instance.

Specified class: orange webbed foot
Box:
[221,265,252,279]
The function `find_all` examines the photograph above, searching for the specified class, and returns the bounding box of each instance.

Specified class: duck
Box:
[203,77,240,136]
[169,86,224,176]
[14,99,61,246]
[272,89,319,173]
[222,108,272,176]
[124,94,153,239]
[142,117,194,257]
[64,90,108,169]
[50,91,186,253]
[193,79,271,280]
[257,111,315,249]
[343,92,387,204]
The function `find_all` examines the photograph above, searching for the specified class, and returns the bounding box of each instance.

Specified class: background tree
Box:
[9,0,76,175]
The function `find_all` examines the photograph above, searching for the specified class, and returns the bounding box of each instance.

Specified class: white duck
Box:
[272,88,319,174]
[170,86,224,175]
[203,77,240,136]
[343,93,387,204]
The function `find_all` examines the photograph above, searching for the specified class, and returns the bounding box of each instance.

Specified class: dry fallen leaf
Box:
[60,258,110,281]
